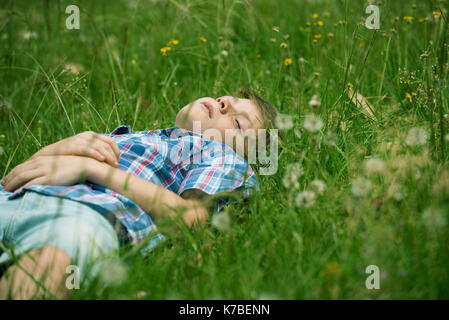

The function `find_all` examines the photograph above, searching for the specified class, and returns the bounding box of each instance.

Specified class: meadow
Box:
[0,0,448,299]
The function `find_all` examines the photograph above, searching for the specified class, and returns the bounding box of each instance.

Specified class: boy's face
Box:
[175,96,264,155]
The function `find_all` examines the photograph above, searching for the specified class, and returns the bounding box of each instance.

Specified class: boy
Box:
[0,88,279,299]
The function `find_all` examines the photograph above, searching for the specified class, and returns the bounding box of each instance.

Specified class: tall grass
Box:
[0,0,448,299]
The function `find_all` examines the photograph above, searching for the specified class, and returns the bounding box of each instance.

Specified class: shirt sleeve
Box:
[110,125,132,136]
[178,141,259,213]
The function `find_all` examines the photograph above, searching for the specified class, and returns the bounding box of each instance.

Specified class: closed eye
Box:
[235,119,241,130]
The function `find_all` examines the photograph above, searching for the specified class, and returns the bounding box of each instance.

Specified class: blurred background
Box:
[0,0,448,299]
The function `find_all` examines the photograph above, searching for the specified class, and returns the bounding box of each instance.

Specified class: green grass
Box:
[0,0,448,299]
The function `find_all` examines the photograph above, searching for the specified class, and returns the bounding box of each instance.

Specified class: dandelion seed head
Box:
[325,130,337,147]
[257,292,281,300]
[294,128,302,139]
[405,127,427,146]
[387,183,407,201]
[100,259,128,287]
[308,95,321,108]
[136,291,147,298]
[212,211,231,232]
[275,114,294,130]
[310,179,327,195]
[364,158,386,175]
[22,31,37,40]
[303,114,324,132]
[282,162,304,189]
[350,177,372,197]
[63,63,84,74]
[444,133,449,142]
[295,190,316,208]
[422,207,447,228]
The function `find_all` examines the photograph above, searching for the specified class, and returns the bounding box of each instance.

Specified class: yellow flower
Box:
[160,46,171,56]
[272,26,280,32]
[327,32,334,39]
[325,261,341,276]
[323,11,330,18]
[338,20,346,25]
[418,17,428,23]
[405,92,412,102]
[433,11,441,19]
[312,13,319,19]
[314,20,324,26]
[200,36,207,42]
[347,82,353,91]
[412,4,416,9]
[312,39,318,44]
[284,58,292,66]
[280,42,287,48]
[169,39,179,45]
[306,21,311,26]
[314,33,322,39]
[403,16,413,22]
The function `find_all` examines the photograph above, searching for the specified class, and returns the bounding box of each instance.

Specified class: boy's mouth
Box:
[200,101,214,119]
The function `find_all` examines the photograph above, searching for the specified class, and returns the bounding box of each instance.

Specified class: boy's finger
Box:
[87,148,106,162]
[92,137,120,163]
[21,176,46,190]
[97,145,119,167]
[3,168,42,192]
[97,134,121,159]
[75,144,105,162]
[1,159,40,189]
[85,139,114,161]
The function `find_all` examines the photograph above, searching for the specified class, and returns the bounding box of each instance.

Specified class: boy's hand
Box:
[31,131,120,167]
[1,155,99,192]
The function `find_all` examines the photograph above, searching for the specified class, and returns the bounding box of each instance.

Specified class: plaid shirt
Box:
[0,125,258,254]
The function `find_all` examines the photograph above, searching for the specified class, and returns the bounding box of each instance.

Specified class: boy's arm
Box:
[31,131,120,167]
[87,161,210,231]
